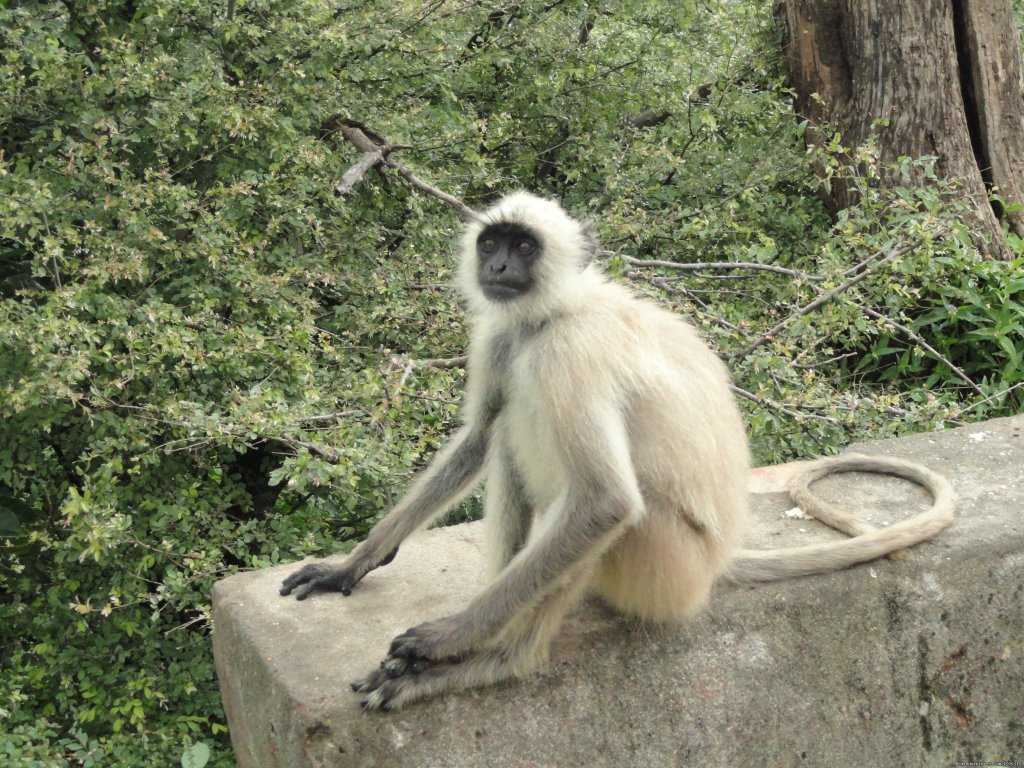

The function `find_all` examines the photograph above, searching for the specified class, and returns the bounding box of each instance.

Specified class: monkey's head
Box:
[459,192,598,321]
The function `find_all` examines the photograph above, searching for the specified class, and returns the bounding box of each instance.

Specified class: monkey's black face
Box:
[476,223,541,302]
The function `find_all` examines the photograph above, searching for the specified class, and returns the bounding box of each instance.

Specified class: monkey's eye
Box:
[514,240,534,255]
[480,238,498,252]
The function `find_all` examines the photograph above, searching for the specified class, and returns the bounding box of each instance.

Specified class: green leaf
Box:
[181,741,211,768]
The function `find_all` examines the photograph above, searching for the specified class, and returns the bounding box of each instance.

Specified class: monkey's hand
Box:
[279,547,399,600]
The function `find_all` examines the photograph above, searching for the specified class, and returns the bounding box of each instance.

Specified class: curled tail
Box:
[727,453,956,584]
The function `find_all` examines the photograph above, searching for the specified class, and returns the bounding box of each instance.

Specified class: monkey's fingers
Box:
[352,656,433,712]
[355,654,471,711]
[352,657,417,693]
[279,562,357,599]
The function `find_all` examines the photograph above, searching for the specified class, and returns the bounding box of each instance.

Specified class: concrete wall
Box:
[213,415,1024,767]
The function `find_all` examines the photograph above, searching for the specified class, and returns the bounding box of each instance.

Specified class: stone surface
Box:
[213,415,1024,767]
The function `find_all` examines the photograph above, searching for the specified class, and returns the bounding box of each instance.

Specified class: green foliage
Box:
[1,0,1020,764]
[715,150,962,461]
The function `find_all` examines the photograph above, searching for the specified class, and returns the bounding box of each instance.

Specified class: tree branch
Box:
[736,238,922,358]
[388,353,468,389]
[857,304,984,396]
[334,148,385,197]
[381,157,481,221]
[328,119,481,221]
[730,383,841,425]
[619,253,823,281]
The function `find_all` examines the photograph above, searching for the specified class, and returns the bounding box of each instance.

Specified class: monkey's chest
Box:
[501,395,567,508]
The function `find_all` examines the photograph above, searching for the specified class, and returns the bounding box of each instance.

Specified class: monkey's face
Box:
[475,223,541,302]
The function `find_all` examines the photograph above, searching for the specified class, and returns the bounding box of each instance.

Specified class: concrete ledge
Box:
[213,415,1024,767]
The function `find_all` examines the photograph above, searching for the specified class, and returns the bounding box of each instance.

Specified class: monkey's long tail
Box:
[726,453,956,583]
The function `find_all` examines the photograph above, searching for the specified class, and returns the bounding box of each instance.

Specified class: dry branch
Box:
[620,253,822,282]
[730,384,841,425]
[334,149,384,197]
[857,304,984,396]
[329,119,481,221]
[736,238,922,358]
[382,158,481,221]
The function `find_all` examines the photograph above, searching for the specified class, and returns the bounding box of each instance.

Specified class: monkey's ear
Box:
[580,220,599,267]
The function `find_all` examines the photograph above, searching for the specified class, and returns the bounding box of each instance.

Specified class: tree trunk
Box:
[779,0,1024,259]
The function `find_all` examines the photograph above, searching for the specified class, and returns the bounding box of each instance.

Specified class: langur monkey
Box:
[281,192,956,710]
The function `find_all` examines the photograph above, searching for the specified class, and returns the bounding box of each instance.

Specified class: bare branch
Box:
[329,120,482,221]
[382,157,482,221]
[420,355,469,369]
[387,353,468,390]
[619,253,823,281]
[736,238,922,358]
[857,304,984,396]
[334,149,384,197]
[336,121,388,152]
[626,270,745,335]
[390,353,468,370]
[955,381,1024,415]
[729,384,841,425]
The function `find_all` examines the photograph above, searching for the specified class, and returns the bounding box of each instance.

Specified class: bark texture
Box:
[958,0,1024,238]
[779,0,1024,259]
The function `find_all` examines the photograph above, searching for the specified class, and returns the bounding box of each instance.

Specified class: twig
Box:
[736,238,921,358]
[382,157,482,221]
[388,353,468,389]
[955,381,1024,414]
[858,304,984,396]
[389,353,468,371]
[420,355,469,368]
[730,384,841,425]
[630,271,745,336]
[620,253,822,282]
[330,121,482,221]
[90,394,344,461]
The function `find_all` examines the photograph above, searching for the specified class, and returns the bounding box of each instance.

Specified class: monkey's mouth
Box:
[481,282,529,301]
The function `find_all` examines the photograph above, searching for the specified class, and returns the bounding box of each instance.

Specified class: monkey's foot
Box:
[387,617,469,661]
[351,655,465,711]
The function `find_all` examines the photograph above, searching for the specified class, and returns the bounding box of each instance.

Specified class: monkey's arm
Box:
[385,403,643,661]
[280,423,492,600]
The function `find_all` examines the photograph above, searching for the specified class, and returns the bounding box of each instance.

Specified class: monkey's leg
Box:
[483,443,534,579]
[354,573,590,711]
[383,482,640,663]
[368,401,642,666]
[281,426,490,599]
